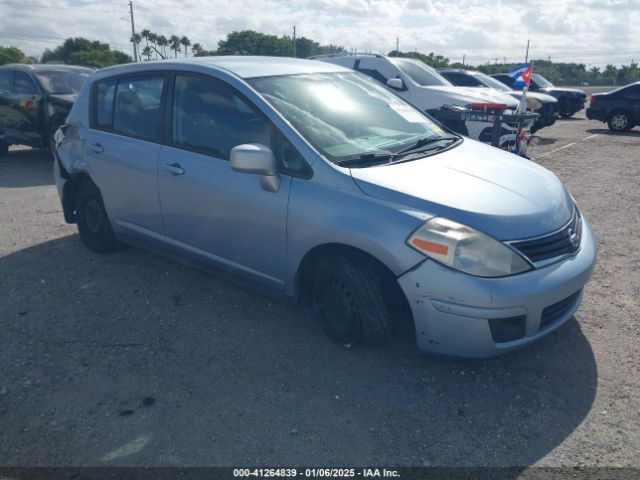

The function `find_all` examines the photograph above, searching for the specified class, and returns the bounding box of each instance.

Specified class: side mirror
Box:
[386,78,404,90]
[230,143,280,192]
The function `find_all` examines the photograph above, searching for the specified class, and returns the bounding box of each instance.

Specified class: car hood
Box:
[349,139,573,240]
[509,91,558,103]
[541,87,585,96]
[425,86,520,108]
[48,93,78,104]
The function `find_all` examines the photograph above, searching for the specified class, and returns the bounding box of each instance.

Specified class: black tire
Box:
[0,141,8,158]
[312,255,392,347]
[608,110,633,132]
[75,179,119,253]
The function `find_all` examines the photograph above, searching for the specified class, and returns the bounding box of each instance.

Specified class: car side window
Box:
[446,73,483,87]
[625,85,640,100]
[14,71,38,95]
[0,70,14,91]
[112,75,164,141]
[94,78,117,128]
[171,74,272,160]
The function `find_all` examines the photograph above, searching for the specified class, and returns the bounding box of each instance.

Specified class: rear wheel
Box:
[608,110,633,132]
[75,179,119,253]
[312,255,393,346]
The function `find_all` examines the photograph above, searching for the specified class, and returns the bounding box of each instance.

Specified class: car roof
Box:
[0,63,95,72]
[95,56,348,79]
[440,69,480,75]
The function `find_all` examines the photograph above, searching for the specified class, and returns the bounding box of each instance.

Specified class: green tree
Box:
[141,46,152,61]
[0,46,27,65]
[218,30,292,56]
[40,37,132,68]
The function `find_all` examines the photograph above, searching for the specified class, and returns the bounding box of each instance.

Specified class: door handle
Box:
[164,163,185,176]
[88,142,103,153]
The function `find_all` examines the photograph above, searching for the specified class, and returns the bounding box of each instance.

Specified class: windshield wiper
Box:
[392,135,459,158]
[337,135,460,168]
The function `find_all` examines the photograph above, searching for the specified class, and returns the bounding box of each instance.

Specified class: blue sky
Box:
[0,0,637,67]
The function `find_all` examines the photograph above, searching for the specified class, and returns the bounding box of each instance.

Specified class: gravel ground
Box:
[0,111,638,468]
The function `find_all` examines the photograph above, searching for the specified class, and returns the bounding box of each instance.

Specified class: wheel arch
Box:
[294,242,414,326]
[61,172,93,223]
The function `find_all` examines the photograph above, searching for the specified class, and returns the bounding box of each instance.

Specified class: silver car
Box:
[53,57,597,358]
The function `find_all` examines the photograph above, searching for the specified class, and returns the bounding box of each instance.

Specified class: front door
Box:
[157,73,291,288]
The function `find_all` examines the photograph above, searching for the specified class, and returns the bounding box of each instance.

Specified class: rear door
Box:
[0,69,15,141]
[12,71,44,146]
[623,85,640,122]
[157,73,294,288]
[85,73,167,237]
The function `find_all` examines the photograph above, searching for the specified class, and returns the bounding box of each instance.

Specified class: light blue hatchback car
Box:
[53,56,597,358]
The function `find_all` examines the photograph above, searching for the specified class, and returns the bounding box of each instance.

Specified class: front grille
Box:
[540,290,582,329]
[510,209,581,264]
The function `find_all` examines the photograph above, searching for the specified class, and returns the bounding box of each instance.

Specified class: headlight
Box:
[407,218,532,277]
[526,97,543,111]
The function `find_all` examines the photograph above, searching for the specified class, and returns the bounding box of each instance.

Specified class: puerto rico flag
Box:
[509,62,533,87]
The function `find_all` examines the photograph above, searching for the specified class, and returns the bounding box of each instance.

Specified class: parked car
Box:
[53,57,597,358]
[491,73,586,117]
[312,54,534,148]
[439,68,559,132]
[0,64,93,157]
[586,82,640,132]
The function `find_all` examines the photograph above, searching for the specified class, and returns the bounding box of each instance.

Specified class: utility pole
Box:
[395,36,399,53]
[524,39,530,63]
[128,0,138,63]
[462,54,465,66]
[292,25,296,58]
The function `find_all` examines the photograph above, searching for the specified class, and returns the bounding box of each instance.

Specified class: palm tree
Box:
[130,33,142,61]
[141,46,152,61]
[191,42,204,56]
[140,29,151,48]
[157,35,168,59]
[148,32,158,59]
[169,35,181,58]
[180,36,191,57]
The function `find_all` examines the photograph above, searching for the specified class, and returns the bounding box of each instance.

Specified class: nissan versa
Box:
[53,57,597,358]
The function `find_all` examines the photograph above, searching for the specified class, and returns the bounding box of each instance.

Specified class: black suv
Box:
[491,73,586,117]
[586,82,640,132]
[0,64,93,157]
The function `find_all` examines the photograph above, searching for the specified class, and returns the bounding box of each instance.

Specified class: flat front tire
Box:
[312,255,393,347]
[75,179,119,253]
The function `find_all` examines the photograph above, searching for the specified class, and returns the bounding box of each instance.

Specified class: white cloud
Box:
[0,0,637,67]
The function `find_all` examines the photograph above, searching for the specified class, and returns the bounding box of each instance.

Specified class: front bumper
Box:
[397,217,598,358]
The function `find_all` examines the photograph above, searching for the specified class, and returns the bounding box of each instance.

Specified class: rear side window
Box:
[95,78,116,128]
[113,75,164,140]
[0,70,14,91]
[171,74,272,160]
[625,85,640,100]
[93,74,165,141]
[14,71,38,95]
[445,72,483,87]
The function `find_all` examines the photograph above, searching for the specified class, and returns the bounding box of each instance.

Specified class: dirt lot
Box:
[0,111,638,469]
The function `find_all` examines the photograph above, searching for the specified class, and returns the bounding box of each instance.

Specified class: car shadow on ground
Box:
[0,235,598,469]
[585,127,640,137]
[0,148,53,188]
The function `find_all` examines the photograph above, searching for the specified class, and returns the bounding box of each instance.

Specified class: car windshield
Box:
[250,72,452,163]
[390,58,452,86]
[531,73,554,88]
[474,72,513,91]
[35,69,91,95]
